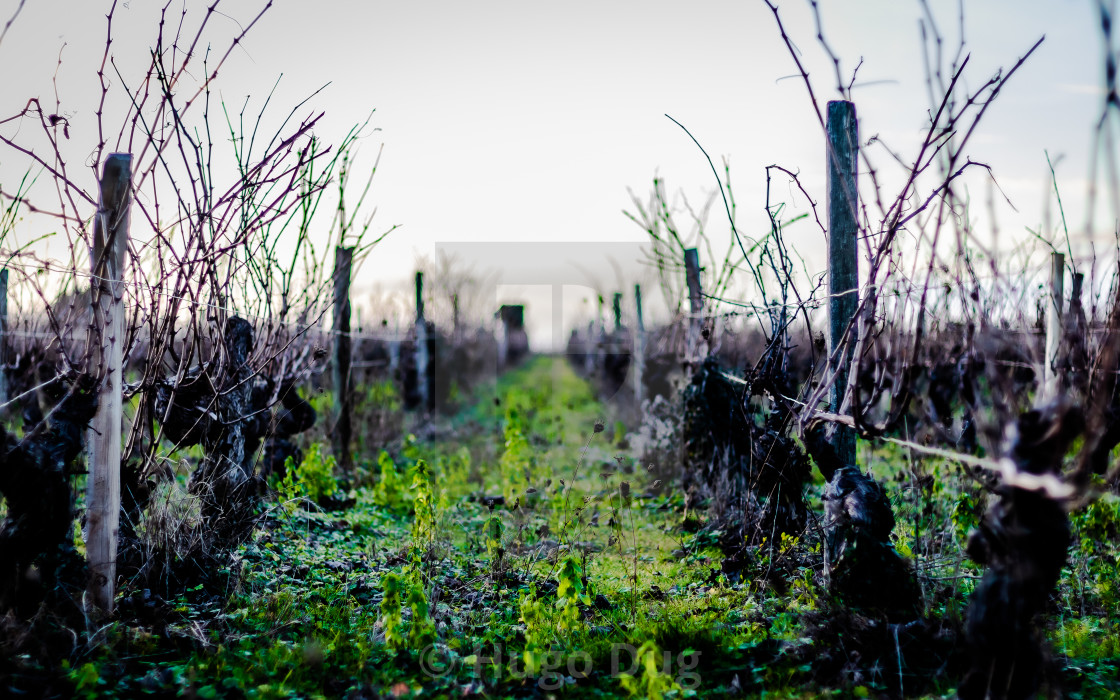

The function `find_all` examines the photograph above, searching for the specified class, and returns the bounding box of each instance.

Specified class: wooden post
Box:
[634,284,645,410]
[0,268,7,411]
[596,294,606,373]
[497,307,509,368]
[87,153,132,614]
[389,319,400,374]
[584,320,596,375]
[1044,251,1065,391]
[552,284,563,385]
[684,247,704,368]
[827,100,859,467]
[332,246,354,472]
[415,271,430,413]
[452,293,461,344]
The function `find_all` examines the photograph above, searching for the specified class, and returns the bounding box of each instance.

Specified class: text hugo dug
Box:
[419,642,701,690]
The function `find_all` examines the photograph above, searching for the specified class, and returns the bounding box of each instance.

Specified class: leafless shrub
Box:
[0,2,392,607]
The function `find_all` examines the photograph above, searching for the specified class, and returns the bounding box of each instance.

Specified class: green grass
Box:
[67,357,1120,698]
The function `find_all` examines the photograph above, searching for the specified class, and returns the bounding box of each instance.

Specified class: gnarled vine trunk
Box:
[154,317,261,544]
[806,419,921,621]
[958,402,1081,699]
[0,374,96,618]
[187,317,258,542]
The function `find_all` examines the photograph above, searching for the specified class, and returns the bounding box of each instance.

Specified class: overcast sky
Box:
[0,0,1113,348]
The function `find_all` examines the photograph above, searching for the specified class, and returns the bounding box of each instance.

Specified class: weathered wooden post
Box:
[596,295,606,375]
[684,247,704,369]
[634,284,646,410]
[1044,251,1064,392]
[584,320,596,375]
[0,267,7,411]
[452,293,462,345]
[415,271,431,413]
[552,283,564,384]
[497,307,509,368]
[332,246,354,472]
[87,153,132,614]
[827,100,859,467]
[389,319,401,374]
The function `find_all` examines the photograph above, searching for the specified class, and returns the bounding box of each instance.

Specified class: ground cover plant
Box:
[3,0,1120,698]
[3,355,1119,697]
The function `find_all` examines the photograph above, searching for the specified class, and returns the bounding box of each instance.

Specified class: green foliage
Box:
[276,443,339,513]
[556,554,591,631]
[1070,494,1120,611]
[300,443,340,502]
[67,661,102,699]
[1059,617,1120,660]
[70,357,1038,698]
[406,580,437,649]
[617,640,685,700]
[401,433,422,463]
[444,446,473,486]
[499,409,535,505]
[380,571,407,651]
[275,458,302,513]
[410,459,436,547]
[308,391,334,428]
[356,379,401,414]
[951,486,984,544]
[481,512,504,562]
[372,449,406,510]
[354,380,405,455]
[380,569,435,653]
[518,585,551,676]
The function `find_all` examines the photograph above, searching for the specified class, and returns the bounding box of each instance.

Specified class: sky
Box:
[0,0,1114,349]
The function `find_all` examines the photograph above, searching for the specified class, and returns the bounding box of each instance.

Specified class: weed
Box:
[518,585,551,674]
[406,581,437,649]
[484,510,505,578]
[617,640,687,699]
[275,443,340,513]
[499,409,534,505]
[556,554,592,632]
[1069,493,1120,612]
[410,459,436,550]
[380,571,407,652]
[372,450,406,510]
